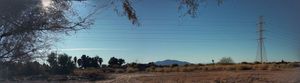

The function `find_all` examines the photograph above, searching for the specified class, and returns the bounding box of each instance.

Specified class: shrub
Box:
[162,67,172,72]
[146,66,156,72]
[197,63,205,66]
[126,67,138,73]
[115,69,125,73]
[287,63,300,68]
[267,64,280,71]
[254,61,261,64]
[197,66,206,71]
[73,68,105,80]
[241,62,249,64]
[225,66,236,71]
[155,68,164,72]
[218,57,235,65]
[179,67,188,72]
[186,66,197,72]
[254,64,268,70]
[171,64,179,67]
[236,65,252,70]
[215,66,226,71]
[171,67,180,72]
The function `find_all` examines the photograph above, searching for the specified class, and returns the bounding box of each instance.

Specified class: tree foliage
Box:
[47,52,75,75]
[0,0,92,62]
[0,61,48,79]
[108,57,125,68]
[77,55,103,69]
[106,0,224,24]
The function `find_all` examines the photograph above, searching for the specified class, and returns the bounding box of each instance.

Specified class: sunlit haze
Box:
[41,0,51,8]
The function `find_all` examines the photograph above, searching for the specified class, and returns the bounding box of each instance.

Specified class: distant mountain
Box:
[154,59,190,66]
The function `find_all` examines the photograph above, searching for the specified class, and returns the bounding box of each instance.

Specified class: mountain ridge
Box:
[154,59,190,66]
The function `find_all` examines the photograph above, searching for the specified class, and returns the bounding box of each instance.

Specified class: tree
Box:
[47,52,59,74]
[92,0,224,25]
[47,52,75,75]
[0,0,93,62]
[108,57,119,68]
[118,59,125,66]
[92,56,103,67]
[73,56,77,67]
[108,57,125,68]
[218,57,234,65]
[77,55,103,68]
[57,54,76,74]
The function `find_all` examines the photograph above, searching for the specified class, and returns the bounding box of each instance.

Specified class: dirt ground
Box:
[98,68,300,83]
[3,68,299,83]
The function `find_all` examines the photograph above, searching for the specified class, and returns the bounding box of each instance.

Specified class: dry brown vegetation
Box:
[142,63,299,73]
[2,63,299,83]
[97,63,300,83]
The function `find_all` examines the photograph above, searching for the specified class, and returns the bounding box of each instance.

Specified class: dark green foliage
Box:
[47,53,59,73]
[241,62,249,64]
[74,56,77,66]
[0,61,47,79]
[171,64,179,67]
[57,54,76,75]
[47,52,75,75]
[254,61,261,64]
[77,55,103,69]
[108,57,125,68]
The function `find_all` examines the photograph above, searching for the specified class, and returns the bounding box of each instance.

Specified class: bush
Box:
[225,66,236,71]
[155,68,164,72]
[171,67,180,72]
[236,65,252,70]
[254,61,261,64]
[267,64,280,71]
[287,63,300,68]
[254,64,268,70]
[72,68,107,80]
[171,64,179,67]
[73,68,103,76]
[241,62,249,64]
[218,57,235,65]
[162,67,172,72]
[126,67,138,73]
[115,69,125,73]
[146,67,155,72]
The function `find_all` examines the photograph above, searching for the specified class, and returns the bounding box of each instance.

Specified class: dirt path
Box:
[96,73,155,83]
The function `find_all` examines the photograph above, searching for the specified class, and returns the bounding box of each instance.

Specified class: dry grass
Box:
[147,63,299,73]
[126,67,139,73]
[73,68,103,76]
[101,67,300,83]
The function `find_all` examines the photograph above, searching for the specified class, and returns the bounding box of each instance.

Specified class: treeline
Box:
[0,52,126,79]
[0,53,299,80]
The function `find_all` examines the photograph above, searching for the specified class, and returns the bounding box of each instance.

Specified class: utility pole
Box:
[257,16,267,64]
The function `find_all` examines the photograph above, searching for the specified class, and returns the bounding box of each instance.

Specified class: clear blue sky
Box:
[55,0,300,64]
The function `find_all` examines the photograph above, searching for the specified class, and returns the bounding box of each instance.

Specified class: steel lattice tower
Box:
[256,16,267,64]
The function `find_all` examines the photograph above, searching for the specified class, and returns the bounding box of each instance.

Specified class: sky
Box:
[54,0,300,64]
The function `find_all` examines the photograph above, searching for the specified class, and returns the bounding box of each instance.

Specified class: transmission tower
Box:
[256,16,267,64]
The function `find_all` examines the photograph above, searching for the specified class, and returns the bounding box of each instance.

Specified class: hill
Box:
[154,59,190,66]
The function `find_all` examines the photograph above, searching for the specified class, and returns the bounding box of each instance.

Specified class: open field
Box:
[99,67,300,83]
[2,63,300,83]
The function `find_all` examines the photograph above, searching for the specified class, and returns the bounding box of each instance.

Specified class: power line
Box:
[257,16,267,64]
